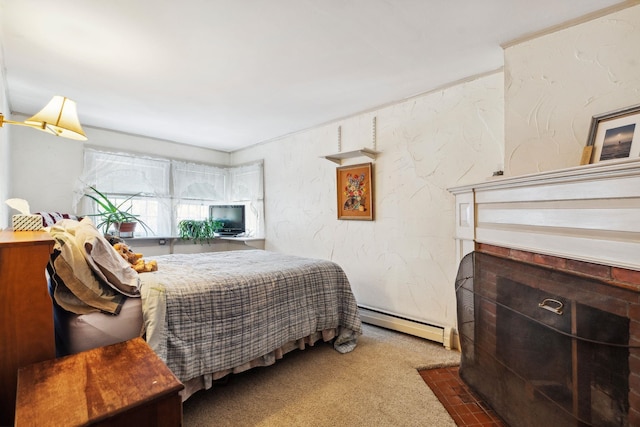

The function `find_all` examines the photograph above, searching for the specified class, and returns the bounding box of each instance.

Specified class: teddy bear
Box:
[112,241,158,273]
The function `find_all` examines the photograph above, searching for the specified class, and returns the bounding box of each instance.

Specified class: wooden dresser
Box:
[0,230,55,425]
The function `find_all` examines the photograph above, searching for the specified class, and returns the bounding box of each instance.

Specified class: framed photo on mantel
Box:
[336,162,373,220]
[585,104,640,164]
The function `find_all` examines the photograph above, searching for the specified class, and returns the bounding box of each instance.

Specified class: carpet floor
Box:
[182,323,461,426]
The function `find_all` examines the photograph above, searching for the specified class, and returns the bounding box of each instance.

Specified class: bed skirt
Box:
[180,328,339,401]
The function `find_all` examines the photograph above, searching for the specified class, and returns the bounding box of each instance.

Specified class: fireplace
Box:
[457,250,636,426]
[449,159,640,426]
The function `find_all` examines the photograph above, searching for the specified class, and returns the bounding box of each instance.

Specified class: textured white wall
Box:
[505,4,640,176]
[232,72,504,329]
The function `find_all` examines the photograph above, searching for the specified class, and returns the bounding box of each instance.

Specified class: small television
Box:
[209,204,245,236]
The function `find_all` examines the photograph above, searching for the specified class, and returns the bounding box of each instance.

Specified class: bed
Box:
[46,218,362,400]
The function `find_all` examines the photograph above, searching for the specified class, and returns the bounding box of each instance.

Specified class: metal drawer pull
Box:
[538,298,564,315]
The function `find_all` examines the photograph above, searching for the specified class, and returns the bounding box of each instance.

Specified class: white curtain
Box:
[172,160,227,201]
[79,149,171,195]
[227,161,264,237]
[172,160,264,237]
[76,149,264,237]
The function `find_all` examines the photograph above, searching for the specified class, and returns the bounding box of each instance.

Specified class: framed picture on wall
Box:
[585,104,640,164]
[336,162,373,220]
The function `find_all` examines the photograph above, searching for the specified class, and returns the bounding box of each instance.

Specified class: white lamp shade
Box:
[24,96,87,141]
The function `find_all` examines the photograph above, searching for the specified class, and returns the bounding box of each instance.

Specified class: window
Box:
[75,149,264,237]
[172,159,227,227]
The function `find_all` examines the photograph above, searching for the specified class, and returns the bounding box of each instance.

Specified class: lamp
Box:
[0,96,87,141]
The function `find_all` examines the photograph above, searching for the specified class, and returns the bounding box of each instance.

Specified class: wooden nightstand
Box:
[15,337,184,427]
[0,230,55,425]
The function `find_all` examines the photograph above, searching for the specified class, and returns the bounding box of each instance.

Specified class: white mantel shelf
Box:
[448,158,640,271]
[322,148,380,164]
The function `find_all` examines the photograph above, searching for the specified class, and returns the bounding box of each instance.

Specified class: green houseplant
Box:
[178,218,223,244]
[84,186,152,236]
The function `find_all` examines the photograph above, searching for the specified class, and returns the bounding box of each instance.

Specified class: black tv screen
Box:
[209,205,245,235]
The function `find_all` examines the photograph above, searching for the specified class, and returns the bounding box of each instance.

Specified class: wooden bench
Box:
[15,337,184,426]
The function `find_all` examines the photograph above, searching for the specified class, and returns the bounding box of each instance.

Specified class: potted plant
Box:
[178,218,223,244]
[84,186,152,236]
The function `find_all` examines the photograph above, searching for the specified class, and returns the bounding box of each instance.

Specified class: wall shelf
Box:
[322,148,380,165]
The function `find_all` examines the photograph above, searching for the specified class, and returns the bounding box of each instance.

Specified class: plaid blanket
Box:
[140,250,362,382]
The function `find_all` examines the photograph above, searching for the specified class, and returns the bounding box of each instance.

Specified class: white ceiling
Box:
[0,0,627,152]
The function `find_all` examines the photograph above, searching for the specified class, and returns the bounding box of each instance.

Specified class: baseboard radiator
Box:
[358,306,456,349]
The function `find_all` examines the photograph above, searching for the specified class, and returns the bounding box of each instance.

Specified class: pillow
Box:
[48,223,126,315]
[73,218,141,297]
[35,212,78,227]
